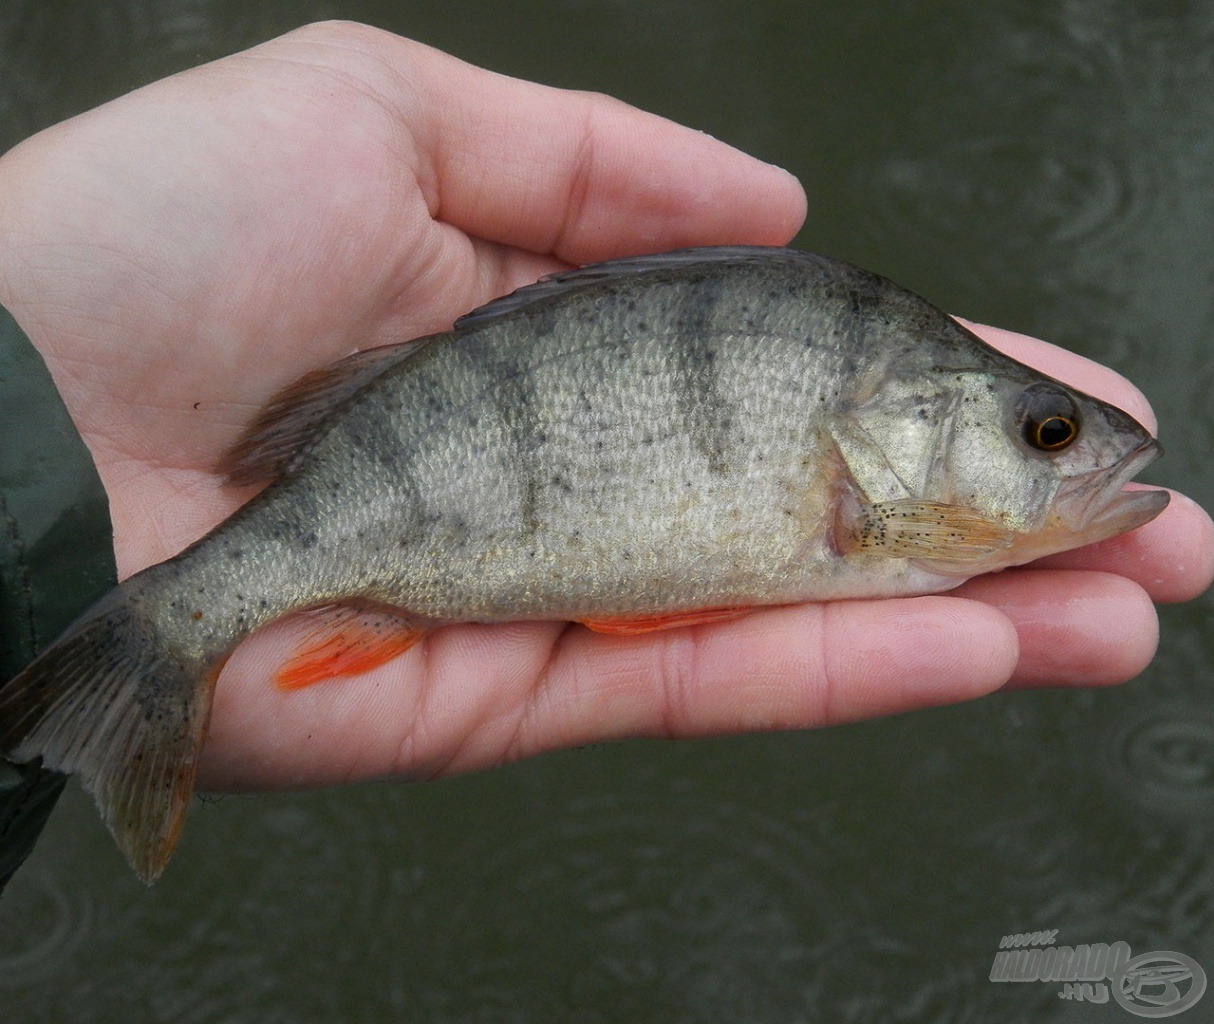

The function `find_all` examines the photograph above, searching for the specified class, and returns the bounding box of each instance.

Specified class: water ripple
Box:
[1101,700,1214,824]
[850,4,1198,296]
[859,136,1147,263]
[426,793,855,1020]
[0,866,92,988]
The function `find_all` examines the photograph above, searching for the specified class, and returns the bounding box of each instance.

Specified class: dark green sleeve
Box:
[0,302,116,895]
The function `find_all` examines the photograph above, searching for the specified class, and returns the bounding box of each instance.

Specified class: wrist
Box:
[0,146,15,314]
[0,136,35,324]
[0,130,79,365]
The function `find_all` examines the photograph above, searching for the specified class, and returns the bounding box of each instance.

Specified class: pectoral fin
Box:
[840,499,1016,574]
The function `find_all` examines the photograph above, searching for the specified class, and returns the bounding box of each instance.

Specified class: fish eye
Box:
[1016,383,1081,453]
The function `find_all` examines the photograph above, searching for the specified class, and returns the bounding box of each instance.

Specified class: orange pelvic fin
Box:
[276,605,428,690]
[580,607,751,636]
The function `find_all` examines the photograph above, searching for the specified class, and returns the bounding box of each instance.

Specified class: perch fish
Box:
[0,247,1168,881]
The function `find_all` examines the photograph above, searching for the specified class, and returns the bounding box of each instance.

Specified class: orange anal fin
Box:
[275,606,427,691]
[580,607,752,636]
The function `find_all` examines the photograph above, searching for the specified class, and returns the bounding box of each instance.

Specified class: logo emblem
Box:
[1113,951,1207,1018]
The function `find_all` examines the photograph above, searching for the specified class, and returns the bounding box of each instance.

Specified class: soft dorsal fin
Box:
[218,342,423,486]
[454,245,799,331]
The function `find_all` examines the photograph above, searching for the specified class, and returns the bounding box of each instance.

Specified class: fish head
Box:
[933,371,1169,564]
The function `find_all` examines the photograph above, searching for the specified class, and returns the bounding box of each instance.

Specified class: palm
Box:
[6,38,585,572]
[0,23,1207,794]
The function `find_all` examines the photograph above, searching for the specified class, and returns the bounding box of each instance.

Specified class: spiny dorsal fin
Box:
[454,246,807,331]
[218,342,424,486]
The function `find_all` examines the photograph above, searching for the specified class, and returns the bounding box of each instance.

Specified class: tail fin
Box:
[0,586,213,883]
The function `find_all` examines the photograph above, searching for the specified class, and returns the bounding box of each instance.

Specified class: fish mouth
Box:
[1052,438,1170,547]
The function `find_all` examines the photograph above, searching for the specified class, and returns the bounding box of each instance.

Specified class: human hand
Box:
[0,22,1208,793]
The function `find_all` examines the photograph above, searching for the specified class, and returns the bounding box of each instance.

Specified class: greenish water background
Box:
[2,2,1212,1021]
